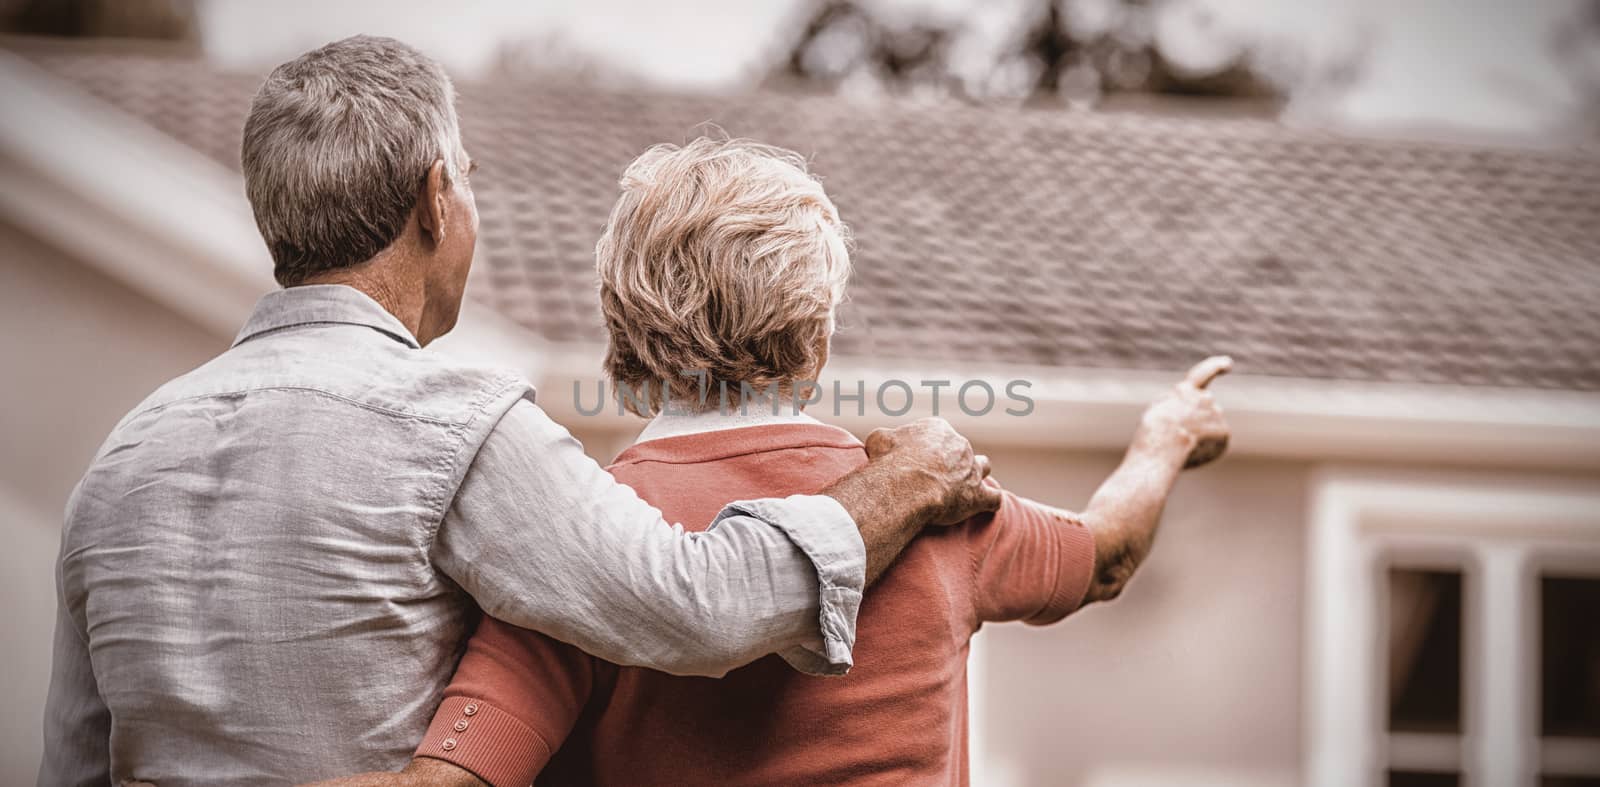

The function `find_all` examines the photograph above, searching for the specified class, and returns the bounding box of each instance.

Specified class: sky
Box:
[196,0,1597,142]
[1155,0,1596,138]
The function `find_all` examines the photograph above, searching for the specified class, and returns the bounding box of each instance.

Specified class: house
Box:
[1,35,1597,786]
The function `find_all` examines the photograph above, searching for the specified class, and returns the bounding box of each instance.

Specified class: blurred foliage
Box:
[777,0,1275,106]
[0,0,196,40]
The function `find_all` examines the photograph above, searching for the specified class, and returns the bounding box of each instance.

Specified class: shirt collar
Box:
[636,402,824,444]
[232,284,421,349]
[617,419,862,467]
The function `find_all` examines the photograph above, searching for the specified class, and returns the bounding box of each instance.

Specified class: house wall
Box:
[0,219,228,782]
[967,448,1310,787]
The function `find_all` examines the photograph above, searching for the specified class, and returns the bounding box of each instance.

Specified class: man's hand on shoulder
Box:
[864,416,1002,525]
[825,416,1001,584]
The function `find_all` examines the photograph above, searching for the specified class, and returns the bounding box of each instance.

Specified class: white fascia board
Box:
[0,50,535,369]
[534,346,1600,470]
[0,49,271,334]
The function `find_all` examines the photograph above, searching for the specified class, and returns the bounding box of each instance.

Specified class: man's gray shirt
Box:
[39,285,866,786]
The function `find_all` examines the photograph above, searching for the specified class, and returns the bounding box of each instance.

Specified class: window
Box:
[1541,577,1600,739]
[1307,474,1600,787]
[1389,773,1460,787]
[1387,567,1463,736]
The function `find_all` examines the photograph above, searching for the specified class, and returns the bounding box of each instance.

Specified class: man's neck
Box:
[300,255,428,343]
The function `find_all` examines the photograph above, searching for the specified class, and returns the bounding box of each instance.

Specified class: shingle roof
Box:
[13,40,1600,390]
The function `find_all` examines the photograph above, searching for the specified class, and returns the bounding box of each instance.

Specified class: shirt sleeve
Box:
[415,616,593,787]
[430,400,866,678]
[39,559,111,787]
[969,486,1098,625]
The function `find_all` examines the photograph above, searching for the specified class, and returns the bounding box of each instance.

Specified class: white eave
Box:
[531,346,1600,470]
[4,47,1598,470]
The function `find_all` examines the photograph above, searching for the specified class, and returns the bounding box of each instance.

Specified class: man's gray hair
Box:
[242,35,464,286]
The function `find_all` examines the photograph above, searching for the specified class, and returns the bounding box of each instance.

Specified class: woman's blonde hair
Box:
[595,137,851,415]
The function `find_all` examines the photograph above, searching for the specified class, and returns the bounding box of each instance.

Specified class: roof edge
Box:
[0,47,270,334]
[533,343,1600,470]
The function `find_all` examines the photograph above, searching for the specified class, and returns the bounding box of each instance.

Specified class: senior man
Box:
[38,36,998,786]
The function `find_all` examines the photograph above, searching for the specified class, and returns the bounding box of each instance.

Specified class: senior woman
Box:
[326,137,1231,786]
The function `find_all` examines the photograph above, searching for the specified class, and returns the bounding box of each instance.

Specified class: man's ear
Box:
[417,159,449,245]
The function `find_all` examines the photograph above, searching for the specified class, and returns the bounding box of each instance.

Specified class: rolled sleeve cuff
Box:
[415,696,551,787]
[1030,512,1098,625]
[719,493,865,676]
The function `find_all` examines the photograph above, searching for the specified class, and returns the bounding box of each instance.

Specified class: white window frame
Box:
[1305,470,1600,787]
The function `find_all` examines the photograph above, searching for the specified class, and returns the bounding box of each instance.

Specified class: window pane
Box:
[1388,771,1459,787]
[1388,569,1463,733]
[1542,576,1600,737]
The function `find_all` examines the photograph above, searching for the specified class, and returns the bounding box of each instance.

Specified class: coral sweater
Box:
[417,420,1096,786]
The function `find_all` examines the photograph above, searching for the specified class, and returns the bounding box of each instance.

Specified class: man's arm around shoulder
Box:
[431,401,1001,678]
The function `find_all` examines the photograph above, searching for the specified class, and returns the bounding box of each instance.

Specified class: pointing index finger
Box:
[1183,355,1234,390]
